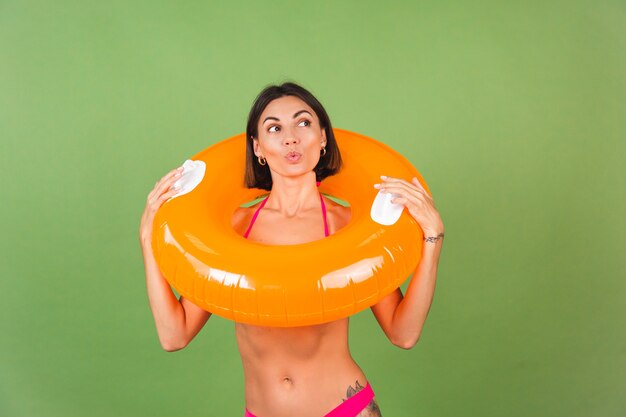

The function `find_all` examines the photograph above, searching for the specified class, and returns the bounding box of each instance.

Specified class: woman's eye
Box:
[268,125,280,133]
[298,120,311,127]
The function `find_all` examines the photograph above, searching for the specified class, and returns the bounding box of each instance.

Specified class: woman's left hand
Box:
[374,176,444,236]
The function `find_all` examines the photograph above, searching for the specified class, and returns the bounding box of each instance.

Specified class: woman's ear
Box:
[253,138,262,157]
[321,129,327,148]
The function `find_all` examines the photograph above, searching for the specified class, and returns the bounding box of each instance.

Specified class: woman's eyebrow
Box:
[263,110,312,125]
[262,116,279,124]
[293,110,312,118]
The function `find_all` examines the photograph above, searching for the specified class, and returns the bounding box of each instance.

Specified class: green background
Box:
[1,0,625,416]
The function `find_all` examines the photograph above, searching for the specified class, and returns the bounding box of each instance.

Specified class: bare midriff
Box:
[235,317,367,417]
[232,196,362,416]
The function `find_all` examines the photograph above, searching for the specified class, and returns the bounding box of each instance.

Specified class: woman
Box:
[139,82,445,417]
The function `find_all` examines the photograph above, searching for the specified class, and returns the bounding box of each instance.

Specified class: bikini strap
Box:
[319,192,329,237]
[243,196,269,239]
[244,193,329,239]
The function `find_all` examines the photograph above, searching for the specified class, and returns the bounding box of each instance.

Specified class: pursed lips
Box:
[285,151,302,162]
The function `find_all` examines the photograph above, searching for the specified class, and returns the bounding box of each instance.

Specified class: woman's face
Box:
[254,95,327,181]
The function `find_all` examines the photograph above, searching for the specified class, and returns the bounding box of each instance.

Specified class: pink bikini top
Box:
[243,193,330,239]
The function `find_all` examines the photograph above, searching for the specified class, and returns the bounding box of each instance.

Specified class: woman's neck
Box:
[265,172,320,218]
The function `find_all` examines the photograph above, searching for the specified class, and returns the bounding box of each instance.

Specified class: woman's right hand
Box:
[139,166,184,247]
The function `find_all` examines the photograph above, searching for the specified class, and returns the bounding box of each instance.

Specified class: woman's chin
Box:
[273,166,317,181]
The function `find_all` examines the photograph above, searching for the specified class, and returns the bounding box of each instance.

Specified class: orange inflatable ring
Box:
[152,128,430,327]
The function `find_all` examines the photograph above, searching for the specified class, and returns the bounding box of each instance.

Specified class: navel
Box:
[281,376,294,389]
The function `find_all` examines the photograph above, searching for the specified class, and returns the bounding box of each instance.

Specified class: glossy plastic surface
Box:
[152,129,430,327]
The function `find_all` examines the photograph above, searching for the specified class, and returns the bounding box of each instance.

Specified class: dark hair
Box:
[244,82,342,191]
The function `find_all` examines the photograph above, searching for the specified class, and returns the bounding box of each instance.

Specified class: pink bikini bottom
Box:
[244,383,375,417]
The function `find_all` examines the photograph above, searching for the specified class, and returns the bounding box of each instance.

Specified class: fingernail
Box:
[373,183,381,188]
[380,175,387,179]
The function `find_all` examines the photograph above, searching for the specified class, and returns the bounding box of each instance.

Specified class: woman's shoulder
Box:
[322,196,352,233]
[231,205,256,236]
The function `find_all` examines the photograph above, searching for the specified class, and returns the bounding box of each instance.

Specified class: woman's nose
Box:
[283,135,299,146]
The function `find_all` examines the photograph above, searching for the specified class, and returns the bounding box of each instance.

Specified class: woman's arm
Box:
[370,175,444,349]
[371,234,443,349]
[139,167,211,352]
[141,241,211,351]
